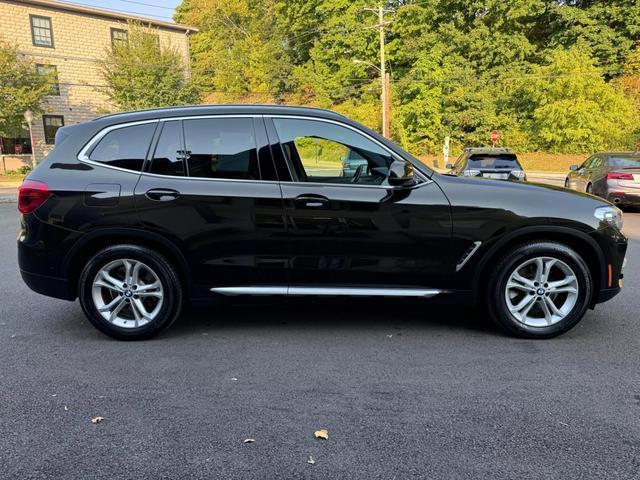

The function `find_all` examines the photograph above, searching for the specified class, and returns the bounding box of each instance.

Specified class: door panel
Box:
[279,182,452,287]
[134,117,287,292]
[267,116,453,288]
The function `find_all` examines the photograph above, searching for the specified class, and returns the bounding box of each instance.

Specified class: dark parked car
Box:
[447,147,527,181]
[18,105,626,340]
[565,152,640,208]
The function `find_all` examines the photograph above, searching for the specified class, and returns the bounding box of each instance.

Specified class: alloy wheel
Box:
[92,259,164,329]
[505,256,579,327]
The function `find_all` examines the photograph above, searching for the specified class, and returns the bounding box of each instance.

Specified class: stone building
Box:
[0,0,194,165]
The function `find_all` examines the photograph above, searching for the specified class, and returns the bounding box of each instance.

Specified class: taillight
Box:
[607,172,634,180]
[18,180,50,214]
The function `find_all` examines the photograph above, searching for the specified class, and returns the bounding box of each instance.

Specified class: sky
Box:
[58,0,182,23]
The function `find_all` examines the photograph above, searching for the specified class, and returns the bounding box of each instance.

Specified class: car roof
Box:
[94,104,349,124]
[463,147,515,154]
[600,151,640,157]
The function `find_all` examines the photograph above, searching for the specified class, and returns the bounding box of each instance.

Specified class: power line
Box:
[112,0,176,11]
[55,0,175,21]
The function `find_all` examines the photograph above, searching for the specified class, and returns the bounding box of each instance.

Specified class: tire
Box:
[564,178,570,189]
[586,183,593,194]
[486,241,592,339]
[78,244,183,340]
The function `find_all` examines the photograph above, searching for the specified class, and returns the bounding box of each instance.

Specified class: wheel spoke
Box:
[136,291,162,298]
[534,258,544,283]
[98,295,122,312]
[123,260,134,285]
[132,298,151,320]
[131,261,143,286]
[539,298,553,325]
[98,271,122,291]
[542,259,557,283]
[548,277,575,290]
[510,294,536,314]
[108,298,127,322]
[137,281,161,292]
[544,296,563,317]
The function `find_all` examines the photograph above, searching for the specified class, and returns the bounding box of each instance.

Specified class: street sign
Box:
[443,136,450,167]
[491,130,499,146]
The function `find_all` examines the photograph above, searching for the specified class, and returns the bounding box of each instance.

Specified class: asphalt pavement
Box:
[0,204,638,479]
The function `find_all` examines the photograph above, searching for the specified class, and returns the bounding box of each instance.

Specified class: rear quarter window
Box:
[88,123,156,171]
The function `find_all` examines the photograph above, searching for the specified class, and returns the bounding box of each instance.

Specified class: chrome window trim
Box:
[77,119,160,163]
[76,114,431,189]
[211,286,443,298]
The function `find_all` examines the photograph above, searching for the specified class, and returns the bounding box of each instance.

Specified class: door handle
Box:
[145,188,180,201]
[294,195,329,208]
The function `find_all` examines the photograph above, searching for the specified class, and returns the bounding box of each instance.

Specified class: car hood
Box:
[434,173,611,231]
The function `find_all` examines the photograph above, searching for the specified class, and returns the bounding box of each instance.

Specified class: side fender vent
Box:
[456,241,482,272]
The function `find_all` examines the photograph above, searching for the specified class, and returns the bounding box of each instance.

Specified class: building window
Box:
[30,15,54,48]
[43,115,64,144]
[111,28,128,47]
[35,64,60,95]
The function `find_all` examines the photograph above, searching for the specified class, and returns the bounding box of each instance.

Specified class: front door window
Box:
[272,118,395,185]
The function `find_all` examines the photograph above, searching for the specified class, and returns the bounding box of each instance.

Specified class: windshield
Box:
[468,154,521,169]
[608,155,640,168]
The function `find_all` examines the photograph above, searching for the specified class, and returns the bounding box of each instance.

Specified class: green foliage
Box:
[511,46,636,152]
[176,0,640,154]
[99,22,199,110]
[0,40,52,137]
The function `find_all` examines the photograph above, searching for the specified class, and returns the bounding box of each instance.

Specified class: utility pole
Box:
[365,4,391,138]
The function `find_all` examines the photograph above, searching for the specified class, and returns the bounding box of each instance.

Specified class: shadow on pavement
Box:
[164,299,503,339]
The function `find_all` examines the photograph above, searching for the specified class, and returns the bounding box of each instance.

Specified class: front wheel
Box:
[78,244,183,340]
[564,178,570,189]
[486,241,592,339]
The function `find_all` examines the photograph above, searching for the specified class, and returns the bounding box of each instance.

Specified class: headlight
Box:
[594,205,623,230]
[463,169,481,177]
[511,170,526,180]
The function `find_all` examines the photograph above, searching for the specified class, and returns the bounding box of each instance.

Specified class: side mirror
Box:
[569,164,579,171]
[388,160,416,187]
[445,163,454,170]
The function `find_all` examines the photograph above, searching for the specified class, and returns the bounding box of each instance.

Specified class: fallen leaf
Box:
[314,429,329,440]
[91,416,104,424]
[230,377,238,381]
[243,438,255,444]
[64,406,69,411]
[386,334,393,338]
[307,455,316,465]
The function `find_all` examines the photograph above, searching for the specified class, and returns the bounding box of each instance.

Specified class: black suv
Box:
[447,147,527,181]
[18,106,626,340]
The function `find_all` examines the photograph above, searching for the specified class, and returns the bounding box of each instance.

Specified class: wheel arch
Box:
[472,226,605,307]
[63,228,191,299]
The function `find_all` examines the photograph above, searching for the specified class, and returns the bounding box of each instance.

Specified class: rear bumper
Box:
[20,269,74,301]
[606,188,640,207]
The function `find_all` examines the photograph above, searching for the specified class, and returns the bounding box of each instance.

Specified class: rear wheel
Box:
[564,178,570,189]
[586,183,593,194]
[486,241,592,338]
[79,244,183,340]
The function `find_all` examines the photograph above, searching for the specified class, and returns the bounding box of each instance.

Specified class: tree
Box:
[99,22,199,111]
[175,0,292,103]
[0,40,52,138]
[512,45,636,152]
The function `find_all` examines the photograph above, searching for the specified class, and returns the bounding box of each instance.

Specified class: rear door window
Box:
[467,154,520,169]
[183,117,259,180]
[150,121,185,176]
[89,123,156,171]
